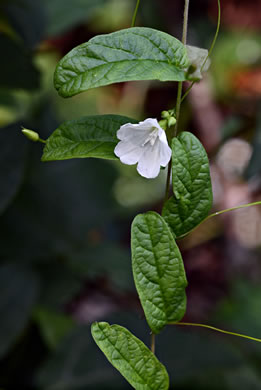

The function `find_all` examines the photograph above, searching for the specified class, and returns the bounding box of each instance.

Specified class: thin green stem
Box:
[181,0,190,46]
[162,162,172,211]
[201,0,221,71]
[173,0,190,138]
[131,0,141,27]
[151,333,155,354]
[180,81,194,105]
[163,0,190,207]
[178,201,261,239]
[207,201,261,220]
[173,82,183,138]
[39,138,46,144]
[171,322,261,343]
[180,0,221,104]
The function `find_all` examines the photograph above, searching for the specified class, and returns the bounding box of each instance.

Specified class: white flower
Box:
[114,118,171,179]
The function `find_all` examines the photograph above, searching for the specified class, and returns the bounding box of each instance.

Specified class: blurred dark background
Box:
[1,0,261,389]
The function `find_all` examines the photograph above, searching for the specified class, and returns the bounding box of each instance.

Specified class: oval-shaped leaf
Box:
[131,212,187,334]
[54,27,189,97]
[42,114,137,161]
[91,322,169,390]
[163,131,213,238]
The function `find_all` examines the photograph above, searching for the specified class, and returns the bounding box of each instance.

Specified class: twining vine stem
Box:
[178,201,261,239]
[163,0,190,208]
[180,0,221,104]
[131,0,141,27]
[151,333,155,354]
[173,0,190,138]
[172,322,261,343]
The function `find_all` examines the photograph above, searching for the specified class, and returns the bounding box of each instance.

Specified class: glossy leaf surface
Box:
[54,27,189,97]
[42,115,137,161]
[131,212,187,334]
[163,132,213,238]
[91,322,169,390]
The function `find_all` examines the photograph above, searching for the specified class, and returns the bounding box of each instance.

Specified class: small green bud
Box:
[161,111,169,119]
[158,119,168,130]
[167,116,177,128]
[22,128,40,142]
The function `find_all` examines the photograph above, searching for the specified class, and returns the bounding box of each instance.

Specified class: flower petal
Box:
[115,118,171,178]
[117,125,150,146]
[114,140,144,165]
[137,139,162,179]
[158,132,172,167]
[117,118,161,145]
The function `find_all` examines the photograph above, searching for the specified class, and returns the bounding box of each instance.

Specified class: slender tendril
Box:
[171,322,261,343]
[131,0,141,27]
[151,333,155,354]
[180,0,221,104]
[207,201,261,220]
[178,201,261,239]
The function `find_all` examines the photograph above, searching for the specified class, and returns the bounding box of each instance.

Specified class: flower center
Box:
[142,128,159,147]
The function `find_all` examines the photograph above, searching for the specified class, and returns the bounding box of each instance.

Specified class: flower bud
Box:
[161,111,170,119]
[167,116,177,128]
[21,128,40,142]
[158,119,168,130]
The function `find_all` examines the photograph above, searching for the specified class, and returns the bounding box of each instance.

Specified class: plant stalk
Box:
[163,0,190,207]
[180,0,221,104]
[151,333,155,354]
[131,0,141,27]
[172,322,261,343]
[173,0,189,138]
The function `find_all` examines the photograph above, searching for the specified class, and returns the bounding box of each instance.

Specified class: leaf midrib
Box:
[97,325,163,390]
[57,58,186,88]
[135,217,183,323]
[73,29,186,65]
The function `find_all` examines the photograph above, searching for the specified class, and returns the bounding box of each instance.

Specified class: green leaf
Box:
[131,212,187,334]
[54,27,190,97]
[42,114,137,161]
[163,132,213,238]
[91,322,169,390]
